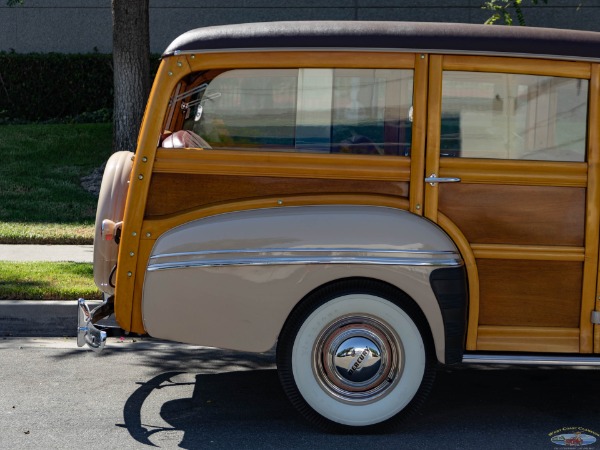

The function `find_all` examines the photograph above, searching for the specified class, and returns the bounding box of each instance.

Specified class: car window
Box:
[441,71,588,161]
[174,68,414,156]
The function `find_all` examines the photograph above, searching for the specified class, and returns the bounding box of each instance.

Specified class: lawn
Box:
[0,123,113,244]
[0,261,101,300]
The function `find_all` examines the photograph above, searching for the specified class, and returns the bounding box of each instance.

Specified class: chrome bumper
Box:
[77,298,107,352]
[77,296,136,351]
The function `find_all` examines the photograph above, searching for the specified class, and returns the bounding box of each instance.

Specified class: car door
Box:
[423,55,600,354]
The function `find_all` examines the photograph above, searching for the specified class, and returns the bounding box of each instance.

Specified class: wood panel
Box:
[583,64,600,353]
[153,149,411,181]
[477,326,580,353]
[146,173,409,217]
[442,55,591,79]
[186,51,416,71]
[478,259,583,328]
[439,158,587,187]
[471,244,584,262]
[409,53,428,215]
[438,184,585,246]
[142,194,410,240]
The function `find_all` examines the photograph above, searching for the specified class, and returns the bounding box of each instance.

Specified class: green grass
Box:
[0,261,101,300]
[0,123,112,244]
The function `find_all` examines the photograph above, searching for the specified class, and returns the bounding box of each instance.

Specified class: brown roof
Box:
[163,21,600,61]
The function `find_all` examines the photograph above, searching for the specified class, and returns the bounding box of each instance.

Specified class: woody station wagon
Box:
[78,21,600,432]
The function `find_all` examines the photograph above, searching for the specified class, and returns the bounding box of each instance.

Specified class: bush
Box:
[0,52,160,122]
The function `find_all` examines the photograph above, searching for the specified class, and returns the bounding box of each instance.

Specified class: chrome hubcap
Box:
[313,316,403,403]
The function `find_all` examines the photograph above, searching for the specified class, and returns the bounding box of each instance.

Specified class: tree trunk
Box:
[112,0,150,152]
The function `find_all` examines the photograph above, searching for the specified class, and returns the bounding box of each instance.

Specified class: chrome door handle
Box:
[425,174,461,186]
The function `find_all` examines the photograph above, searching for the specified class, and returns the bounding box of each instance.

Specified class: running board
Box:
[462,354,600,366]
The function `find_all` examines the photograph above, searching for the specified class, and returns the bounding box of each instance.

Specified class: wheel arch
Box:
[279,271,467,365]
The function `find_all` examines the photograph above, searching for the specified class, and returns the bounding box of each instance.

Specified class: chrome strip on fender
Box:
[147,248,462,272]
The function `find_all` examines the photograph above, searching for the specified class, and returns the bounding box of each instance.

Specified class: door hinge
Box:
[592,310,600,324]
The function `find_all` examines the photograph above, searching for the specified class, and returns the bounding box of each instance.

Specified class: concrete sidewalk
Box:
[1,244,96,337]
[0,244,93,262]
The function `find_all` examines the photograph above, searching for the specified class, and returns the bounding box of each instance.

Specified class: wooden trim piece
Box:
[114,57,192,331]
[477,326,580,353]
[471,244,585,262]
[186,51,416,71]
[409,53,428,215]
[130,239,155,334]
[437,212,480,350]
[424,55,443,222]
[442,55,591,79]
[153,149,411,181]
[439,158,587,188]
[141,194,410,239]
[582,64,600,353]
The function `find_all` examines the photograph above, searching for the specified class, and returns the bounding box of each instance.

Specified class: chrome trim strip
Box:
[148,255,462,272]
[463,354,600,366]
[147,248,462,272]
[151,248,458,260]
[172,47,600,63]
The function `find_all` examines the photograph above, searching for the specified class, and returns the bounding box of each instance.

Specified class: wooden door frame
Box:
[423,54,600,353]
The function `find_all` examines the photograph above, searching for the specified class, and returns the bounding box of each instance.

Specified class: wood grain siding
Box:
[477,259,583,328]
[146,173,410,217]
[438,184,585,246]
[477,326,580,353]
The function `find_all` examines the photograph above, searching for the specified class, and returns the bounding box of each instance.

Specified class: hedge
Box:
[0,52,160,122]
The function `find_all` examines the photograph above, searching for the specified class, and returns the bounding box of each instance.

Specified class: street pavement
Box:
[1,337,599,449]
[0,244,95,337]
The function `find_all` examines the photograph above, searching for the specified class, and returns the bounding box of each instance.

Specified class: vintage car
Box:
[78,21,600,432]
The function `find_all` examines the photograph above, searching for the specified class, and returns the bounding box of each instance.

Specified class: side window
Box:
[167,68,414,156]
[441,71,588,162]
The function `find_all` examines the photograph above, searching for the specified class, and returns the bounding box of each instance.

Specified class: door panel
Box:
[424,55,599,353]
[438,184,585,247]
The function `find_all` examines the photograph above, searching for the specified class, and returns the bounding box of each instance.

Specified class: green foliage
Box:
[0,123,113,244]
[483,0,548,25]
[0,53,160,122]
[0,262,101,300]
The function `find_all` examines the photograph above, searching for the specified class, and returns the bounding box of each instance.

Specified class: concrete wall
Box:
[0,0,597,54]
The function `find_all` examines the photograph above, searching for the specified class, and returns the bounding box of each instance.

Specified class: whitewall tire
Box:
[277,279,436,433]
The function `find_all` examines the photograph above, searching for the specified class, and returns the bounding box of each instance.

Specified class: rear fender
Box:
[93,151,134,294]
[142,205,465,363]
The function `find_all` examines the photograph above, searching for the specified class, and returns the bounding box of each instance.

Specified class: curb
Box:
[0,300,103,337]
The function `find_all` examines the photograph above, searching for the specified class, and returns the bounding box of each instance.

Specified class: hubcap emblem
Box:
[333,336,382,383]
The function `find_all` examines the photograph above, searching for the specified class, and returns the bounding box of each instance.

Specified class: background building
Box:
[1,0,598,54]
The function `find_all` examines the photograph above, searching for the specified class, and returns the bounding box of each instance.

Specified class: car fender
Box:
[142,205,466,363]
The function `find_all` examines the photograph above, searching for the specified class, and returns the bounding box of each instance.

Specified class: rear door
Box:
[423,55,600,354]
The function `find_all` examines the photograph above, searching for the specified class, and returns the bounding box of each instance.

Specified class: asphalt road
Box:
[1,338,599,450]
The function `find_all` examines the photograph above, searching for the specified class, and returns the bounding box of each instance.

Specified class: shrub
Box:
[0,52,160,122]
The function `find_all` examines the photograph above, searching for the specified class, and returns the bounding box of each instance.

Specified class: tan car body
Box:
[142,205,461,360]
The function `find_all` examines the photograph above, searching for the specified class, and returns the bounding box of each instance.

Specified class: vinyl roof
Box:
[163,21,600,62]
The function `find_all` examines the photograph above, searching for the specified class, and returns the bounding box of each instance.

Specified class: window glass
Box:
[441,71,588,161]
[174,68,413,156]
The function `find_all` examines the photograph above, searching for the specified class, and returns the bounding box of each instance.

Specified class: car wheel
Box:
[276,280,436,433]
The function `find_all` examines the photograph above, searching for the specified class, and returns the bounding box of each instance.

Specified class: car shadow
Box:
[117,361,600,449]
